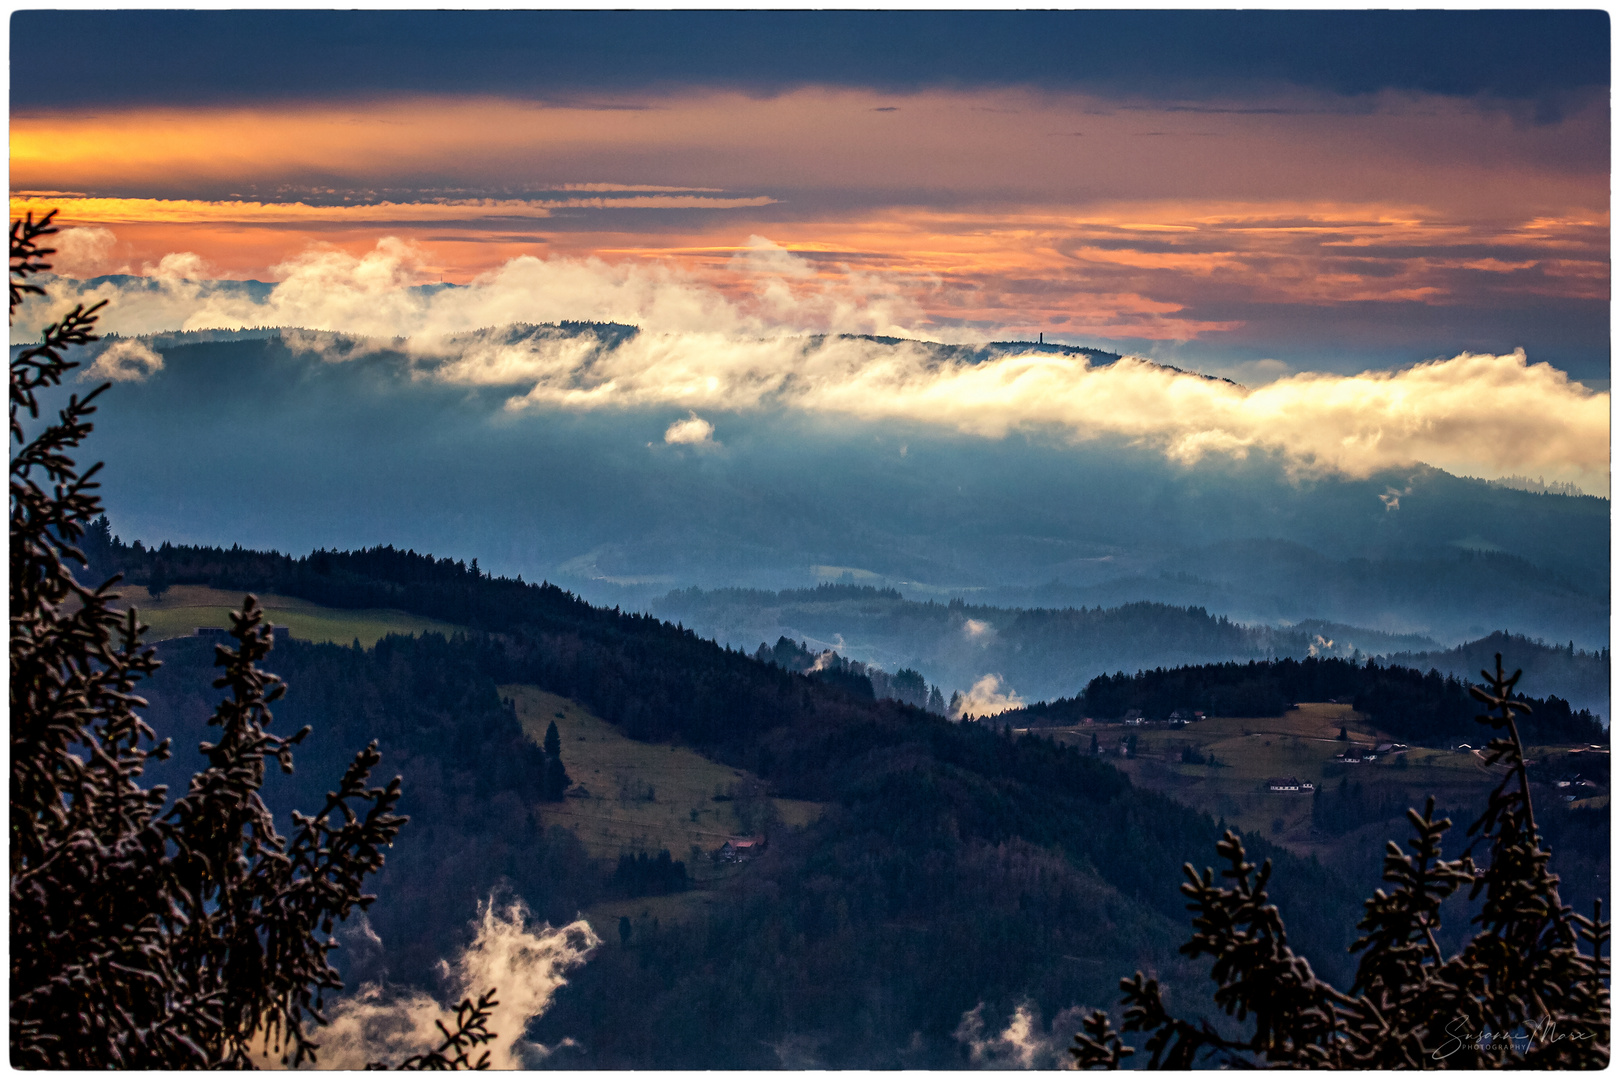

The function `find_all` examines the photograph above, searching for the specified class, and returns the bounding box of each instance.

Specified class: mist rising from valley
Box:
[652,587,1610,721]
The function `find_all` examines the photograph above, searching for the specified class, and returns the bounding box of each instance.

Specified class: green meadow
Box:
[501,683,826,930]
[114,584,464,648]
[1032,702,1506,852]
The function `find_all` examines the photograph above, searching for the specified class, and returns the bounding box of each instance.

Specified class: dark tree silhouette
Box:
[8,211,493,1068]
[1072,656,1610,1069]
[541,719,571,800]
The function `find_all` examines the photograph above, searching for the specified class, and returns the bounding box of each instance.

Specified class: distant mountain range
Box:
[651,585,1609,721]
[38,323,1607,661]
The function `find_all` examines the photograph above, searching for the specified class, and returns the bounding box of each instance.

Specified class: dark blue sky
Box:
[12,10,1609,112]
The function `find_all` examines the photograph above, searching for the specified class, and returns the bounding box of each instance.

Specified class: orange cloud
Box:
[14,196,1605,343]
[12,85,1605,345]
[8,193,774,224]
[15,86,1604,209]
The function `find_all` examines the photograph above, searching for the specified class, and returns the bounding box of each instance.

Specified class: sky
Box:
[9,9,1612,495]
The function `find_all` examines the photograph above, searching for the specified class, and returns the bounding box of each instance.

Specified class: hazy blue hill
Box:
[1384,630,1610,720]
[650,585,1608,719]
[1048,538,1609,647]
[56,327,1608,654]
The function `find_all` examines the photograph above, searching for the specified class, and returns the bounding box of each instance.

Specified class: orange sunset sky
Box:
[10,10,1610,381]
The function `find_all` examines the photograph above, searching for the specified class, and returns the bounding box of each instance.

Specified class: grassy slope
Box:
[1032,703,1507,851]
[114,584,464,648]
[504,684,824,859]
[503,684,826,930]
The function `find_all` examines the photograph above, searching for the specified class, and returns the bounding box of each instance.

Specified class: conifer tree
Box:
[9,210,496,1068]
[1072,655,1609,1069]
[542,719,570,800]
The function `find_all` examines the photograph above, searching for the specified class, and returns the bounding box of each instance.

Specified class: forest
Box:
[121,534,1372,1066]
[1016,656,1605,746]
[74,526,1606,1064]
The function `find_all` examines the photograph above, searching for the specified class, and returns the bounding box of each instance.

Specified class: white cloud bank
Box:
[292,897,597,1070]
[953,674,1025,719]
[663,413,717,446]
[79,339,164,383]
[17,235,1609,494]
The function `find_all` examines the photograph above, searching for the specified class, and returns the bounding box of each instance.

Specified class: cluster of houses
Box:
[1116,709,1205,727]
[1335,742,1407,764]
[1266,777,1316,793]
[196,625,291,642]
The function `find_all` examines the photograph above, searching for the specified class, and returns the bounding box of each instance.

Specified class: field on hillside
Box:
[502,684,827,929]
[114,584,464,648]
[1033,703,1504,850]
[504,684,825,860]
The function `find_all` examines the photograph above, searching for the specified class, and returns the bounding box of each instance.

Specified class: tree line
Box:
[1015,656,1604,746]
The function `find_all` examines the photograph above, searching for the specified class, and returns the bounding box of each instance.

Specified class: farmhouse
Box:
[718,835,767,863]
[1266,776,1316,793]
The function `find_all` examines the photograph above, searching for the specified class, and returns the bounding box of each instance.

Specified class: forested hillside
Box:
[651,582,1608,719]
[652,583,1425,704]
[1015,656,1605,746]
[56,330,1609,650]
[122,536,1368,1066]
[1383,630,1610,720]
[138,634,603,989]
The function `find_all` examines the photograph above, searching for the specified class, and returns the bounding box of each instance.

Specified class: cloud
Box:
[49,226,119,277]
[295,896,598,1070]
[1211,357,1291,386]
[146,251,213,280]
[953,674,1024,719]
[663,412,716,445]
[15,232,927,343]
[961,618,995,643]
[954,1000,1088,1069]
[78,339,164,383]
[9,194,775,227]
[17,237,1609,494]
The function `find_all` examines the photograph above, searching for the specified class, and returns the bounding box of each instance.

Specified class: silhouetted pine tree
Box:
[9,210,494,1068]
[1072,656,1609,1069]
[542,719,571,800]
